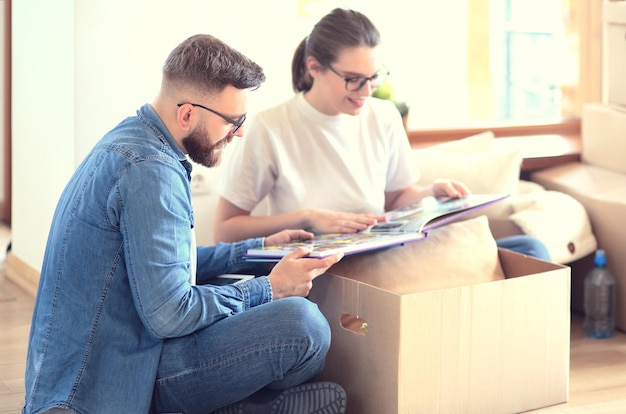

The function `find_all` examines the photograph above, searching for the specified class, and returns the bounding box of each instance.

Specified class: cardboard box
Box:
[532,162,626,330]
[309,248,570,414]
[581,104,626,175]
[604,2,626,108]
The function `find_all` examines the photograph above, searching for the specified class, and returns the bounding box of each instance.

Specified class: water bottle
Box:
[583,249,616,338]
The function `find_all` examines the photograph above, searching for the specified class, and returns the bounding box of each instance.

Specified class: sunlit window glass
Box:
[297,0,587,130]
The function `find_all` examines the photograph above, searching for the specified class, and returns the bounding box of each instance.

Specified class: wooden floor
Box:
[2,259,626,413]
[0,261,34,413]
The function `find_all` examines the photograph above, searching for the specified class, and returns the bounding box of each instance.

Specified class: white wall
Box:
[12,0,76,272]
[71,1,312,161]
[11,0,304,271]
[0,1,7,218]
[11,0,466,272]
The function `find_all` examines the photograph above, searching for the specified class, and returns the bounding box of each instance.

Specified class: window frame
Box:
[405,0,601,145]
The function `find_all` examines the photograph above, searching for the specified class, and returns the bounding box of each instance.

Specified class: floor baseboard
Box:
[6,252,39,297]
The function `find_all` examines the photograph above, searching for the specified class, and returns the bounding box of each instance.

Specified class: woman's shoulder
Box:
[256,94,299,116]
[249,95,303,132]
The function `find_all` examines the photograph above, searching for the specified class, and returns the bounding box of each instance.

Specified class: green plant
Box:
[372,82,409,117]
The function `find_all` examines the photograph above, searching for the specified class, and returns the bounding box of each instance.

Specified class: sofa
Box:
[412,131,597,265]
[531,104,626,330]
[191,130,596,266]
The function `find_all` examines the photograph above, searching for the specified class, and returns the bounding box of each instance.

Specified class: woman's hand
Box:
[431,179,471,198]
[304,209,384,234]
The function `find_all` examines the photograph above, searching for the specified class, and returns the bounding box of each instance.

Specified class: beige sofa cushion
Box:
[413,132,521,219]
[328,215,505,294]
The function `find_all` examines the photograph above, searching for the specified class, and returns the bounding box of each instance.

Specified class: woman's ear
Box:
[306,56,323,79]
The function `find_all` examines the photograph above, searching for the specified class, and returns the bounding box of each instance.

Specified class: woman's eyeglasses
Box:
[326,65,389,92]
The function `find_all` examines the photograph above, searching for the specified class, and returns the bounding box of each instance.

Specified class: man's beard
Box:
[182,126,230,168]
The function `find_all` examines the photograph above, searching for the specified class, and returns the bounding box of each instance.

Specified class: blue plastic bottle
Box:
[583,249,616,339]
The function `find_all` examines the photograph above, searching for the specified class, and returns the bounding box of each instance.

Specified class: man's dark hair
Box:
[163,34,266,94]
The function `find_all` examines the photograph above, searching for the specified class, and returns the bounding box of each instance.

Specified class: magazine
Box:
[244,193,508,261]
[244,231,426,261]
[367,193,510,234]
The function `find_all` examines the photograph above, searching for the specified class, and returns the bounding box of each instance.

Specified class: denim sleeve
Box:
[195,238,268,278]
[195,239,275,308]
[118,160,271,339]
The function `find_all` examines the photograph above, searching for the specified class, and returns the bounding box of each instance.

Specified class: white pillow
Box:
[413,131,522,218]
[509,191,597,264]
[517,179,545,195]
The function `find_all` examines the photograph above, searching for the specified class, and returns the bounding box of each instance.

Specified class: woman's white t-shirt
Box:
[218,93,418,216]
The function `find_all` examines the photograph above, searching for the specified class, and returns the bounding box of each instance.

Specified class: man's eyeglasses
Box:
[326,65,389,92]
[177,103,246,134]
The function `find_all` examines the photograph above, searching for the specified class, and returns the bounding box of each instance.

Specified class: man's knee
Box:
[273,297,331,346]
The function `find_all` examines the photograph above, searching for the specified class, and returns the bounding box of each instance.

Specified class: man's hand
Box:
[268,247,344,299]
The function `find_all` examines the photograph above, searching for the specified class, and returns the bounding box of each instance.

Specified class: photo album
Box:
[244,193,509,262]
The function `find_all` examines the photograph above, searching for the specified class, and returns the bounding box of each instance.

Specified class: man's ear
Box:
[176,103,193,132]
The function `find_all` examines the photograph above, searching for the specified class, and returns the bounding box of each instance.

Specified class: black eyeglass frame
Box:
[177,103,246,134]
[326,65,390,92]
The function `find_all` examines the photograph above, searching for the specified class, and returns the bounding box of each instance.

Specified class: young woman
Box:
[213,8,550,260]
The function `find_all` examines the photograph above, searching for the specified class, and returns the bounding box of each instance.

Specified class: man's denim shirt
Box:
[23,104,272,414]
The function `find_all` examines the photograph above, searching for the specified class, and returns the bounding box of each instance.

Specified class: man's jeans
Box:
[151,297,331,413]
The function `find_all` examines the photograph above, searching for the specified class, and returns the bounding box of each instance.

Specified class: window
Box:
[298,0,600,134]
[490,0,565,121]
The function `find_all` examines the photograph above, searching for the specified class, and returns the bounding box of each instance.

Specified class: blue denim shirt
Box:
[23,104,273,414]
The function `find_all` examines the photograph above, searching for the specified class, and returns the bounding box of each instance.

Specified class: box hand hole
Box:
[340,313,368,336]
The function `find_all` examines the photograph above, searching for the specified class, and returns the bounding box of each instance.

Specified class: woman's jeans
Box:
[497,235,551,261]
[151,297,330,414]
